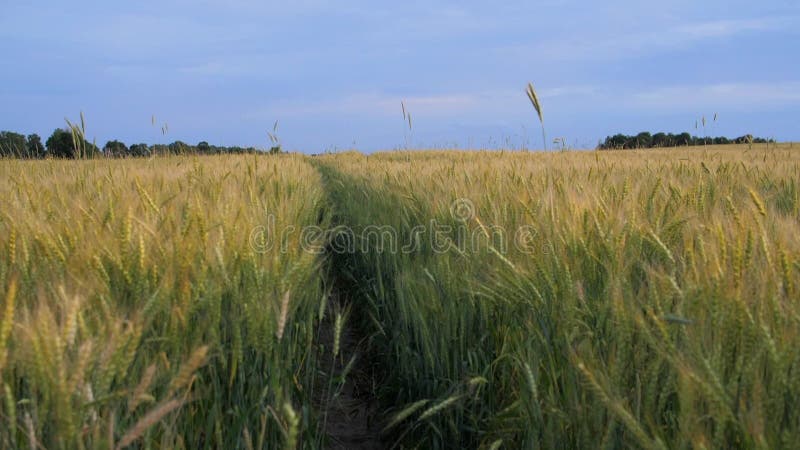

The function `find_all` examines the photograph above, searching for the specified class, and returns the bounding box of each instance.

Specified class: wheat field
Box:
[2,144,799,448]
[316,144,800,449]
[0,155,329,449]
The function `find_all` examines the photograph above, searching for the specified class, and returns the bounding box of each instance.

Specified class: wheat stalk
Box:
[115,398,185,449]
[526,82,546,150]
[276,290,291,341]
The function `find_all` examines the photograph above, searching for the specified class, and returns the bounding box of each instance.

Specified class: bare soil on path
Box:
[317,290,384,449]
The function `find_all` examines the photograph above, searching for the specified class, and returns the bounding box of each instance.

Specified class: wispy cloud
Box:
[78,13,256,57]
[252,79,800,122]
[627,81,800,110]
[674,18,786,39]
[251,86,594,118]
[505,16,798,62]
[539,86,600,99]
[247,92,481,119]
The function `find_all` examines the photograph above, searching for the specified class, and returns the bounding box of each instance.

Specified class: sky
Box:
[1,0,799,152]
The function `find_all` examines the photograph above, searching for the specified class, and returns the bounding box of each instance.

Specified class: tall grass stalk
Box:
[526,82,546,150]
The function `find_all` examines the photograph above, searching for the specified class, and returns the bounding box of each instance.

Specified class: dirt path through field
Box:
[318,289,383,449]
[313,161,387,449]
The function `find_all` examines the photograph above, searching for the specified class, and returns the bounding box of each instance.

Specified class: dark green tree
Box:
[103,140,129,157]
[676,133,692,146]
[652,132,666,148]
[197,141,210,154]
[46,128,76,158]
[168,141,189,155]
[129,143,150,157]
[151,144,169,156]
[45,128,99,158]
[599,131,773,150]
[0,131,27,157]
[26,134,44,158]
[635,132,653,148]
[607,134,627,149]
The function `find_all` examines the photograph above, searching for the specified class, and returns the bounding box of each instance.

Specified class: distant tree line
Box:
[0,128,272,159]
[598,132,774,150]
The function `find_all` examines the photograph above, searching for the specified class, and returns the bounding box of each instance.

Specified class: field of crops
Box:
[2,144,800,449]
[317,144,800,449]
[0,155,331,449]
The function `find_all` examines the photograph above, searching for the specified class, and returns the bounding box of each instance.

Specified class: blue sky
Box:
[1,1,798,152]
